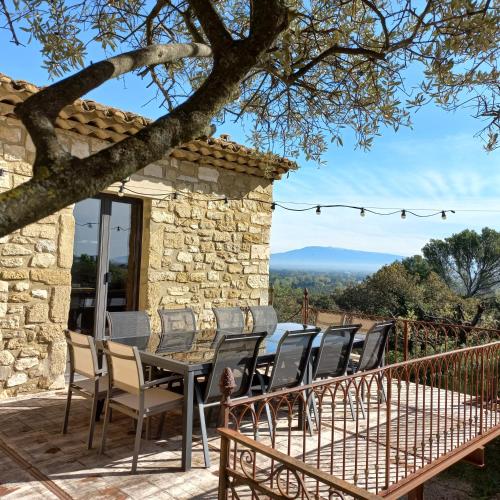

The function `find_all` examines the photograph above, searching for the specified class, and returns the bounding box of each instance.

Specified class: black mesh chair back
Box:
[313,324,361,379]
[212,306,245,333]
[202,332,266,404]
[357,321,394,372]
[106,311,151,350]
[249,305,278,335]
[267,328,320,392]
[157,308,197,352]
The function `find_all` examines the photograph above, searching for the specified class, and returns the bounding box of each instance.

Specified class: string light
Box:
[119,185,462,220]
[0,166,484,220]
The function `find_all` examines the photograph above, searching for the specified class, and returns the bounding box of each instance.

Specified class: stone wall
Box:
[0,116,274,397]
[135,158,273,337]
[0,116,74,397]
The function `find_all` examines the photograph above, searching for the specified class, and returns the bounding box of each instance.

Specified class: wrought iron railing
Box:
[218,341,500,499]
[268,287,499,361]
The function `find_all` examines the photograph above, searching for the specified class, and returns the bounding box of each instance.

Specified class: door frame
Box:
[92,194,142,339]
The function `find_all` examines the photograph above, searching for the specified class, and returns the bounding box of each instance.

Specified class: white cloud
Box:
[271,132,500,255]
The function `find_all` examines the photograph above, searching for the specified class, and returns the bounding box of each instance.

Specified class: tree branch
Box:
[359,0,390,49]
[289,44,386,83]
[16,43,211,174]
[188,0,233,54]
[0,1,290,237]
[0,0,21,46]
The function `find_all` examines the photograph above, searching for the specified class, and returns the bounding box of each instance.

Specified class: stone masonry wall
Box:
[0,115,75,397]
[135,158,273,339]
[0,115,274,396]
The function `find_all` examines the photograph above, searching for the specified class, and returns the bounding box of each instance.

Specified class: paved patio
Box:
[0,380,497,499]
[0,390,221,499]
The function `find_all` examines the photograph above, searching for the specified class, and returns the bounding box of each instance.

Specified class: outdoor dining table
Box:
[110,322,366,471]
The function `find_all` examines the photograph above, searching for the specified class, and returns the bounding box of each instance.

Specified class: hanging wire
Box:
[2,167,497,218]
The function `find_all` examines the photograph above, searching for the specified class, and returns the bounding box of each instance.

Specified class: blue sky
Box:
[1,30,499,256]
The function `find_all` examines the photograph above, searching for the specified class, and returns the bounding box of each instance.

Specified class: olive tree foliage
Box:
[0,0,498,237]
[423,228,500,298]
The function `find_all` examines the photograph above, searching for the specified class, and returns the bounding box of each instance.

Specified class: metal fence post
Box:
[384,367,393,491]
[479,348,485,434]
[218,368,236,500]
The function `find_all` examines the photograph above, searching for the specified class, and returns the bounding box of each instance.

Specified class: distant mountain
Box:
[270,246,403,273]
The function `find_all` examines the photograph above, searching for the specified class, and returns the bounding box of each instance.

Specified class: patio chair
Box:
[255,327,320,437]
[350,321,394,373]
[157,307,197,352]
[310,324,361,421]
[212,306,245,334]
[349,321,395,416]
[106,311,151,350]
[195,332,267,468]
[249,305,278,335]
[99,340,183,473]
[62,330,107,449]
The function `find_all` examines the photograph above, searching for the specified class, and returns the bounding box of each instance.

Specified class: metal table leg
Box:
[182,371,195,470]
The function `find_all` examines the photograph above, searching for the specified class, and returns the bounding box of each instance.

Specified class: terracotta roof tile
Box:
[0,73,297,179]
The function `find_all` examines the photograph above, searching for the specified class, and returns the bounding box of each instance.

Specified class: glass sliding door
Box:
[68,199,101,336]
[68,196,142,338]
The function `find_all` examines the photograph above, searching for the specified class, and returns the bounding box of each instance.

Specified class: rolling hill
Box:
[270,246,404,273]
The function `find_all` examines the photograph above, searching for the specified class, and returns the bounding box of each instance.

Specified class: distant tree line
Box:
[271,228,500,328]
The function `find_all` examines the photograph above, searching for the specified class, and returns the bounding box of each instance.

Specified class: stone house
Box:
[0,73,296,398]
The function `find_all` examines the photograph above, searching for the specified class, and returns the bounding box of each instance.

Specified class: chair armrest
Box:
[142,375,183,389]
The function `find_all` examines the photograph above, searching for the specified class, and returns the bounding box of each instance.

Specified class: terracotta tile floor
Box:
[0,390,221,499]
[0,383,497,499]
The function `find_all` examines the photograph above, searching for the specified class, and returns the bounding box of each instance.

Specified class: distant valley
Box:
[270,246,403,273]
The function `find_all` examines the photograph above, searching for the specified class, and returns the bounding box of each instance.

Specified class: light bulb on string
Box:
[224,196,228,204]
[271,202,276,211]
[360,208,366,217]
[172,192,178,200]
[441,211,447,220]
[316,205,321,215]
[0,168,4,177]
[401,210,406,220]
[118,182,125,197]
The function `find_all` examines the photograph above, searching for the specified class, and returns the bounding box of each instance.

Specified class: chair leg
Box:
[250,403,263,440]
[157,412,166,439]
[195,384,210,468]
[310,393,320,430]
[347,392,356,421]
[198,403,211,468]
[88,391,99,449]
[358,393,366,419]
[303,391,314,437]
[62,387,72,434]
[379,375,387,403]
[132,414,144,474]
[264,402,274,440]
[99,397,111,455]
